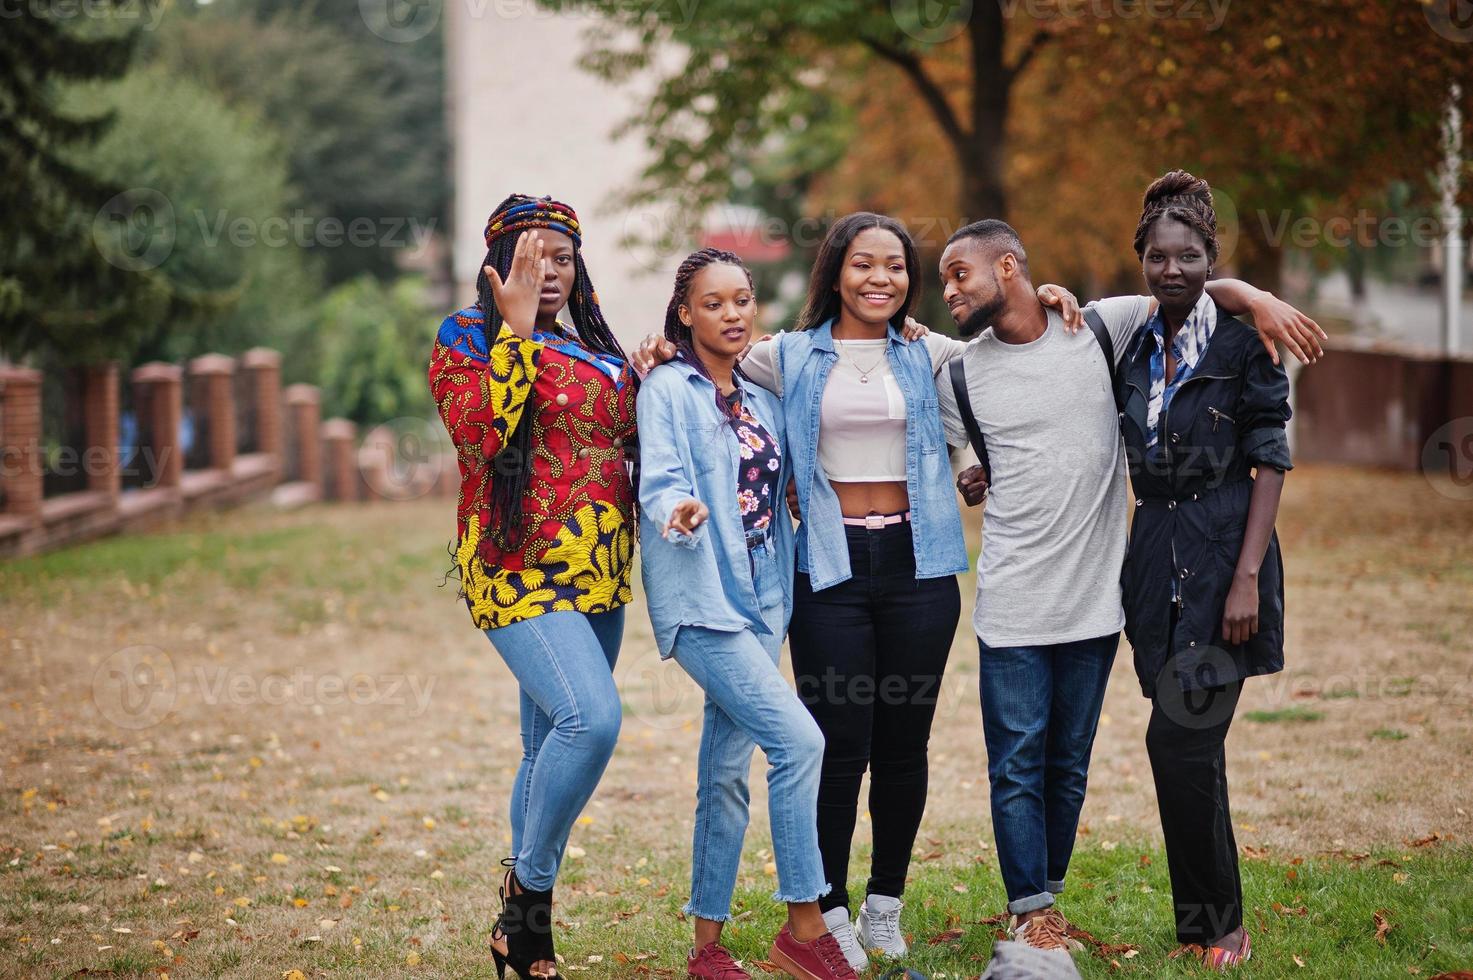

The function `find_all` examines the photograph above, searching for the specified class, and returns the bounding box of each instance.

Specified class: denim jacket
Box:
[773,319,968,591]
[637,359,796,658]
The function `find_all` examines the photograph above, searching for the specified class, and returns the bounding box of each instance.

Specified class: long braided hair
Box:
[661,247,754,429]
[1133,170,1220,264]
[475,194,629,552]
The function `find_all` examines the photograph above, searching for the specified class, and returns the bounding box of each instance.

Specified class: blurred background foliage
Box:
[4,0,443,427]
[4,0,1469,403]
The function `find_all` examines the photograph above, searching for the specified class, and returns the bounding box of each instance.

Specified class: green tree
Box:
[0,2,180,363]
[312,276,436,428]
[64,65,321,365]
[540,0,1056,221]
[149,0,450,286]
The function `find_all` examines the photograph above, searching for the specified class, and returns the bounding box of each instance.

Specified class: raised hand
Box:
[486,231,544,338]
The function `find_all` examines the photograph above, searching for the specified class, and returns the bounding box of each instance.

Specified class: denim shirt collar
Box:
[807,317,911,354]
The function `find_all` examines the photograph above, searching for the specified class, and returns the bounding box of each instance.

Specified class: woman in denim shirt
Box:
[638,248,856,980]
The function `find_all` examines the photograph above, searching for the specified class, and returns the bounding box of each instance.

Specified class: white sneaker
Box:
[822,906,869,973]
[856,893,908,958]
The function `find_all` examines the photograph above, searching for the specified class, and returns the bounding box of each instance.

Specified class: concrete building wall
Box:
[445,6,676,347]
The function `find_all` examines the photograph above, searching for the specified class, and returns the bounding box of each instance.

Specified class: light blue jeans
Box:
[483,606,625,891]
[670,541,829,920]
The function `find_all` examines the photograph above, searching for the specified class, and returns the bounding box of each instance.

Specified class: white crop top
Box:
[737,330,969,483]
[820,339,907,482]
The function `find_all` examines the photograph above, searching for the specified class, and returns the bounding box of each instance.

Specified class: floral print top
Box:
[732,396,782,536]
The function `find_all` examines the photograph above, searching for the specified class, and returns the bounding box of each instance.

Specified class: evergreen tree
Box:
[0,2,181,363]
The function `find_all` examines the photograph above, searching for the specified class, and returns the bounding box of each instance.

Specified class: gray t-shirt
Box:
[937,296,1151,647]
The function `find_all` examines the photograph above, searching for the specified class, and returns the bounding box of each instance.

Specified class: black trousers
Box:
[1146,663,1245,943]
[788,522,961,912]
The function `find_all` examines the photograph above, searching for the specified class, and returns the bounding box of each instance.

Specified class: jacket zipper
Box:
[1158,371,1235,616]
[1159,372,1235,464]
[1207,406,1235,432]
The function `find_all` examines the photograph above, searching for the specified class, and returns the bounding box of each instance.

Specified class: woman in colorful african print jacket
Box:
[428,194,634,980]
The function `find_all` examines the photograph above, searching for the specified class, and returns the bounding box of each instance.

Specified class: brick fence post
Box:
[239,348,282,461]
[130,363,183,489]
[0,366,44,520]
[283,384,322,491]
[81,362,120,500]
[188,354,237,472]
[320,418,358,502]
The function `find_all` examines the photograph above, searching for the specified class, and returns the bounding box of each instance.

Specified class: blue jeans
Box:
[483,606,626,891]
[978,632,1118,914]
[671,541,829,919]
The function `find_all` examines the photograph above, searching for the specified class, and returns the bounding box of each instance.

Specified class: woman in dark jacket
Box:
[1116,171,1292,970]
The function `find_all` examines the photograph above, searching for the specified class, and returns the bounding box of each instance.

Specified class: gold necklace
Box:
[839,340,887,384]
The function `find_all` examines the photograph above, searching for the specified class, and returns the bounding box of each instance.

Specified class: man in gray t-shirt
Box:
[933,219,1298,954]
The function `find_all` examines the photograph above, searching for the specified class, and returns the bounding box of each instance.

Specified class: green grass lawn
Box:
[534,845,1473,979]
[6,834,1468,978]
[4,471,1472,979]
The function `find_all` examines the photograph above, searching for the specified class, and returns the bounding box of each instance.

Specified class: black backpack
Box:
[947,307,1116,484]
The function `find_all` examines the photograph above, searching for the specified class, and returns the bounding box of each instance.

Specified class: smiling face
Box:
[1141,217,1211,320]
[535,229,577,321]
[680,262,756,364]
[939,238,1006,337]
[835,227,909,328]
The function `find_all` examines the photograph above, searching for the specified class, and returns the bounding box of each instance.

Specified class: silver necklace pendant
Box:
[859,374,870,383]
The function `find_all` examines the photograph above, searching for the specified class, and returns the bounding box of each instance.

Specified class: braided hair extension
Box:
[1133,170,1220,264]
[795,211,921,332]
[661,247,755,429]
[473,194,630,553]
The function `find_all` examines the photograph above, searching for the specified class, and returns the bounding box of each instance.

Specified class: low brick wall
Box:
[3,346,468,557]
[1292,337,1471,472]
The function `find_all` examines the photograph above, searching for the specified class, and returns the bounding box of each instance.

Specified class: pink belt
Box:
[841,510,912,530]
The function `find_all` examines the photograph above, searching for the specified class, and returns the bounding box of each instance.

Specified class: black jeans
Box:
[1146,671,1245,943]
[789,522,961,912]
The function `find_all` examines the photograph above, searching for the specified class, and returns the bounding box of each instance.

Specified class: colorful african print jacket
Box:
[428,307,637,630]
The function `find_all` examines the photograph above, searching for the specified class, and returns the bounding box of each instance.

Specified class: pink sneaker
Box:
[767,924,859,980]
[687,942,752,979]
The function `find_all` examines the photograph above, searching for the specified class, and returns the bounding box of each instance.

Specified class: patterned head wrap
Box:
[484,195,582,249]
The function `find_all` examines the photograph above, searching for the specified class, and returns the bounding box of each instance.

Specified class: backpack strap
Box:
[948,356,990,484]
[1083,306,1117,391]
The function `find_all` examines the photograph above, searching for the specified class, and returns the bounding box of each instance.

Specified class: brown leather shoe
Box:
[1007,909,1079,952]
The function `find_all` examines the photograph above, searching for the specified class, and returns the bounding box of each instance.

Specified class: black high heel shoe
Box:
[490,863,559,979]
